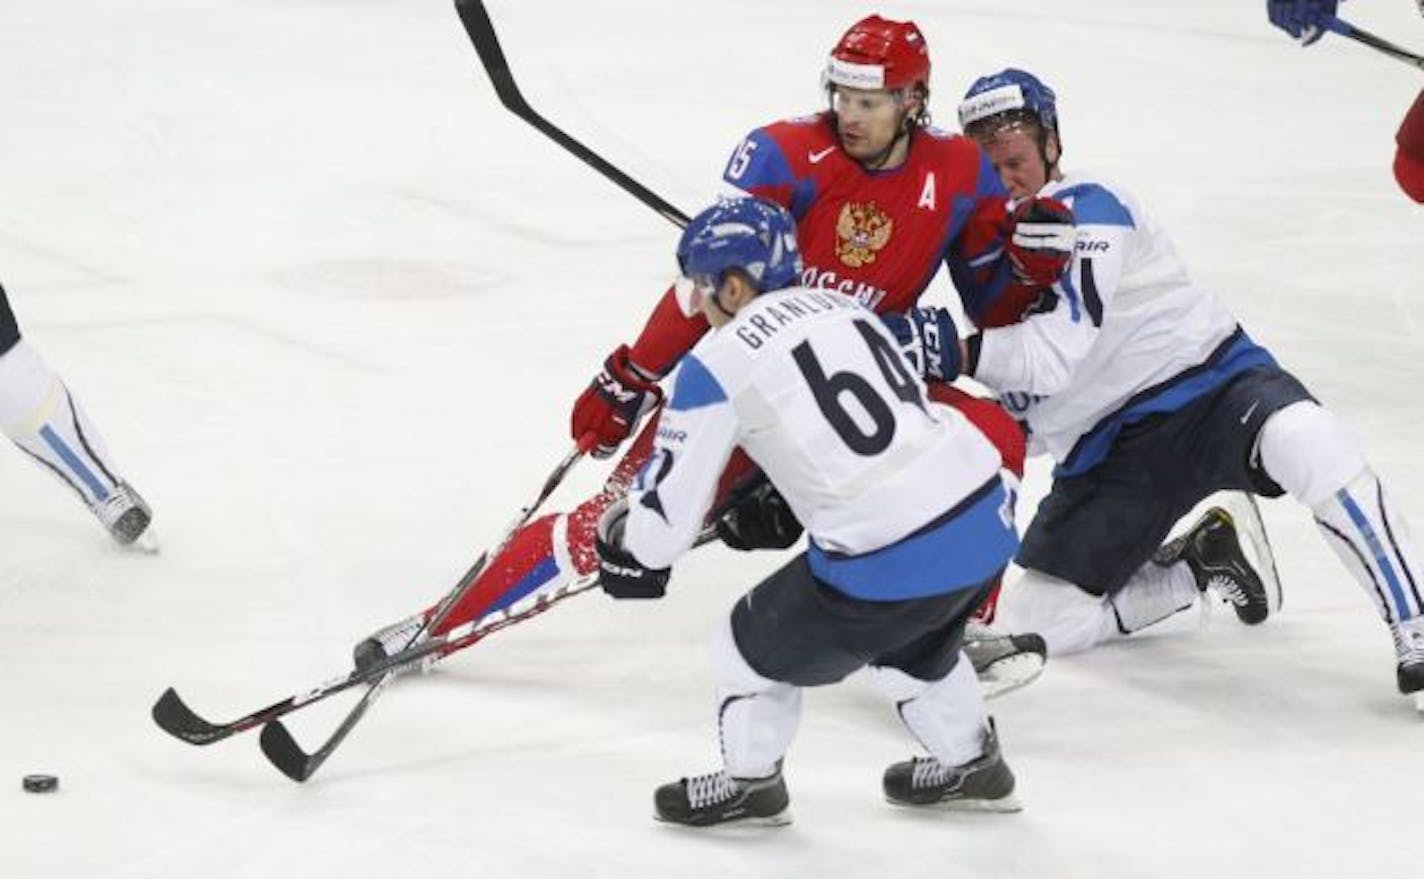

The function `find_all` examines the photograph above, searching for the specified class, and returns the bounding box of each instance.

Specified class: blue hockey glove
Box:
[595,500,671,599]
[1267,0,1341,46]
[880,307,962,382]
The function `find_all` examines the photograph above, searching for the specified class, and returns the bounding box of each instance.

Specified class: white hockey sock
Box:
[1107,561,1202,637]
[0,340,122,507]
[998,566,1198,656]
[868,655,986,766]
[710,615,801,779]
[1256,401,1424,624]
[1312,471,1424,625]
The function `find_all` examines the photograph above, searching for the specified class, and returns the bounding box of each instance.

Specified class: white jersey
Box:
[971,172,1276,475]
[623,286,1017,601]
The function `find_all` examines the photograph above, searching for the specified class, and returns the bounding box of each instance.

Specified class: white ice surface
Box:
[2,1,1423,877]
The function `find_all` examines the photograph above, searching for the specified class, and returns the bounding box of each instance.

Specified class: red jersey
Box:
[629,112,1020,375]
[1395,88,1424,204]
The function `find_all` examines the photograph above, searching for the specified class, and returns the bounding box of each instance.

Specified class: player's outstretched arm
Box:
[570,287,710,458]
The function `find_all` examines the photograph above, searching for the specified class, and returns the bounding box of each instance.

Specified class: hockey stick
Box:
[454,0,691,229]
[1327,17,1424,70]
[255,439,591,781]
[151,572,602,747]
[152,441,588,751]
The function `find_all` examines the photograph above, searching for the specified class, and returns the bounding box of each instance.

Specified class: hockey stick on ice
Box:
[454,0,691,229]
[152,442,589,753]
[151,571,605,747]
[254,438,592,781]
[1327,17,1424,70]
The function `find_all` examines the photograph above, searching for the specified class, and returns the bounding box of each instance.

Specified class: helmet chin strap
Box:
[830,101,920,171]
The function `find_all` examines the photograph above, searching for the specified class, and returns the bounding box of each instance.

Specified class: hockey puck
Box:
[22,774,58,794]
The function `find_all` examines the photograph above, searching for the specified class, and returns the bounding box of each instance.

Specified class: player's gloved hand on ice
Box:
[571,345,663,458]
[1006,196,1076,288]
[1267,0,1341,46]
[595,499,671,599]
[880,307,963,382]
[716,478,804,551]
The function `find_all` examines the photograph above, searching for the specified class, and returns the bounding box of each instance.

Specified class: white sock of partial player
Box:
[999,566,1199,656]
[0,339,123,507]
[1257,401,1424,624]
[1313,473,1423,624]
[867,654,987,766]
[710,615,801,779]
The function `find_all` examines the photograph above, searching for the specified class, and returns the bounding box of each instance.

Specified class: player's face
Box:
[979,127,1050,200]
[833,87,905,163]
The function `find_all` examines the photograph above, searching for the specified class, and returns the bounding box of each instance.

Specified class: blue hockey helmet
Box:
[958,68,1058,136]
[675,197,802,316]
[958,68,1061,168]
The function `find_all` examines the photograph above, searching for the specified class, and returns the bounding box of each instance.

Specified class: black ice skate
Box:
[1390,618,1424,710]
[1155,507,1270,625]
[883,722,1020,812]
[963,623,1048,700]
[653,768,791,827]
[92,482,152,547]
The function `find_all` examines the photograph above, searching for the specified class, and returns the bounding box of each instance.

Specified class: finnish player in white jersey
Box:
[592,198,1022,826]
[0,281,152,546]
[898,68,1423,707]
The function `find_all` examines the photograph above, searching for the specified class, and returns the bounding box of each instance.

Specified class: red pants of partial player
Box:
[419,382,1025,644]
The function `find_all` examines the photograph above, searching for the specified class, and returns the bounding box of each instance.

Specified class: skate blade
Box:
[654,809,793,828]
[1413,691,1424,714]
[979,654,1045,701]
[887,793,1023,813]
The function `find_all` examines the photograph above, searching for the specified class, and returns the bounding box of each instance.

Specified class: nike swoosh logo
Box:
[1240,401,1260,424]
[808,146,836,164]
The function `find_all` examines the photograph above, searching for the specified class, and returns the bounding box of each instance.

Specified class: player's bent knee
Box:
[998,570,1109,657]
[865,663,935,702]
[1257,401,1367,509]
[710,613,782,695]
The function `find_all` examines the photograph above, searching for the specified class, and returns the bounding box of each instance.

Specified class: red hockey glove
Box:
[1007,196,1076,287]
[571,344,663,458]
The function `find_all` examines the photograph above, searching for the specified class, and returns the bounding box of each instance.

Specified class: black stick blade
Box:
[152,688,232,745]
[259,721,317,783]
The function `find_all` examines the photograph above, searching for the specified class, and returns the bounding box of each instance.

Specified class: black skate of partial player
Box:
[1155,507,1270,625]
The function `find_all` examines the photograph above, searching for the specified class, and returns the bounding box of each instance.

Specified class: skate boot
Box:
[91,482,152,546]
[964,620,1047,700]
[352,611,434,674]
[1155,507,1269,625]
[653,767,791,827]
[883,721,1020,812]
[1391,617,1424,710]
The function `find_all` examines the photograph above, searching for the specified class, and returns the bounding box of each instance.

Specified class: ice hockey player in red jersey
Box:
[352,15,1073,687]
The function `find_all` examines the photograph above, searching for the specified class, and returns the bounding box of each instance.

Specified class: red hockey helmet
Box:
[825,15,930,94]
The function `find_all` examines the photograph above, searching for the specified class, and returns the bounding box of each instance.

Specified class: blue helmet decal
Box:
[958,68,1058,134]
[676,197,803,296]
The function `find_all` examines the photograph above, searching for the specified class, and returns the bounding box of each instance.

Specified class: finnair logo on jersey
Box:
[958,84,1026,127]
[826,57,884,90]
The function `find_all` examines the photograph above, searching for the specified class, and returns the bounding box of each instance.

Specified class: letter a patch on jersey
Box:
[918,173,937,210]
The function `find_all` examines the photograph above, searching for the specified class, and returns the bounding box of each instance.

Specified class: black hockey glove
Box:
[595,500,671,599]
[715,479,804,551]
